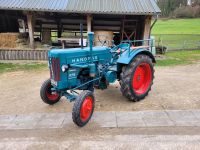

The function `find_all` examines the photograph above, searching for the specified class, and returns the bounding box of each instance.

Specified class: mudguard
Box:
[117,48,156,65]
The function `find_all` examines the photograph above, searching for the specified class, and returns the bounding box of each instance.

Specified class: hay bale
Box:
[0,33,19,48]
[94,31,113,47]
[16,39,26,43]
[0,33,28,49]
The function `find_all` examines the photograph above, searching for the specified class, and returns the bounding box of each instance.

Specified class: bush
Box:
[172,6,200,18]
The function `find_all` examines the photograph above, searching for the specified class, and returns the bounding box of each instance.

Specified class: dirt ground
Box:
[0,63,200,115]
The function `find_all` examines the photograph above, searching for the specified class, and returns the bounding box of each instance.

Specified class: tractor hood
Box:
[49,47,109,56]
[48,46,111,64]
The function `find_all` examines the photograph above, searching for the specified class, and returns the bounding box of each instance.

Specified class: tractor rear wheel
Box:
[40,79,61,105]
[72,91,95,127]
[120,55,154,102]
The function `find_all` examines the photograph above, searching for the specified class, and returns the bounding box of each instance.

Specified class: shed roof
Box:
[0,0,161,15]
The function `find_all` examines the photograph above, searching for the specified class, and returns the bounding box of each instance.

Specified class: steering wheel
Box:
[97,35,110,46]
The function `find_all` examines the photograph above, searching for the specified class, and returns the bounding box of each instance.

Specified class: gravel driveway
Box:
[0,63,200,115]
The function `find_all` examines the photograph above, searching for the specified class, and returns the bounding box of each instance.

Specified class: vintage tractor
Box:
[40,32,155,127]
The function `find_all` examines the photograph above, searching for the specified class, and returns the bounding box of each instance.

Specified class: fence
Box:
[153,34,200,51]
[0,34,200,61]
[0,49,48,60]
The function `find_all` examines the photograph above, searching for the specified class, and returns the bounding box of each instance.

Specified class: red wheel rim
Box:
[46,84,60,101]
[132,63,152,95]
[80,96,93,121]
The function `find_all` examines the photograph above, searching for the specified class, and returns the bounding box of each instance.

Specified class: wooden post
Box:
[87,14,92,32]
[27,12,35,49]
[121,19,125,41]
[42,29,51,44]
[143,16,152,45]
[39,23,42,41]
[22,20,26,33]
[57,18,62,38]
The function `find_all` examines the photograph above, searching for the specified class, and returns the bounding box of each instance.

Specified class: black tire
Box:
[72,91,95,127]
[40,79,61,105]
[120,55,154,102]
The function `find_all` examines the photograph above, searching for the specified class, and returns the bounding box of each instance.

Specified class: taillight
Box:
[51,58,60,81]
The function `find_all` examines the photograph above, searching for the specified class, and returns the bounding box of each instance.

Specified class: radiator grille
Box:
[50,58,60,81]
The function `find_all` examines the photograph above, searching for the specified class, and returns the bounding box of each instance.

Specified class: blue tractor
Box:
[40,32,155,127]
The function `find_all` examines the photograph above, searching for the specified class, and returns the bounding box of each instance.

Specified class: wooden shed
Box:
[0,0,161,49]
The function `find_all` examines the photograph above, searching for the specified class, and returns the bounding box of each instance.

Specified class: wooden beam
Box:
[61,19,87,24]
[42,24,57,28]
[93,20,121,26]
[42,29,51,44]
[87,14,92,32]
[62,25,87,30]
[39,23,42,41]
[143,16,152,41]
[93,26,120,31]
[57,20,62,38]
[22,20,26,33]
[121,17,125,41]
[27,12,35,49]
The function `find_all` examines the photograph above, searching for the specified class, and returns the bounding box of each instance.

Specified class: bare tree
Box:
[157,0,187,16]
[187,0,192,5]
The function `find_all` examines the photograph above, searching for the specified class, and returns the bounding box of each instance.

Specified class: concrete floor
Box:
[0,110,200,130]
[0,127,200,150]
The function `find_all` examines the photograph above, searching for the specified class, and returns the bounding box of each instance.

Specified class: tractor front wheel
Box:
[40,79,61,105]
[120,55,154,102]
[72,91,95,127]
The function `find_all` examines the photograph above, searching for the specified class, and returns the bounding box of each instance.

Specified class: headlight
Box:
[61,65,69,72]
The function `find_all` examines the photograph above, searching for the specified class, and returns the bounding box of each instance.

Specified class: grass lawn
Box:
[0,50,200,74]
[153,34,200,50]
[152,18,200,35]
[152,19,200,50]
[156,50,200,66]
[0,63,47,74]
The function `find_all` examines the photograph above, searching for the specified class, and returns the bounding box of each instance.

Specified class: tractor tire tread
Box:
[120,55,154,102]
[72,90,95,127]
[40,79,61,105]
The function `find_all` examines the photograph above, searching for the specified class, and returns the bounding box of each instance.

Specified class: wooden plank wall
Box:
[0,49,48,60]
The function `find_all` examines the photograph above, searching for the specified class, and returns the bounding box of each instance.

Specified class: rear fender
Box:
[117,48,156,73]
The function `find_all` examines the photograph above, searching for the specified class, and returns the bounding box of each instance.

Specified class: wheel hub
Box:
[46,84,60,101]
[80,96,93,121]
[132,63,152,95]
[137,75,141,81]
